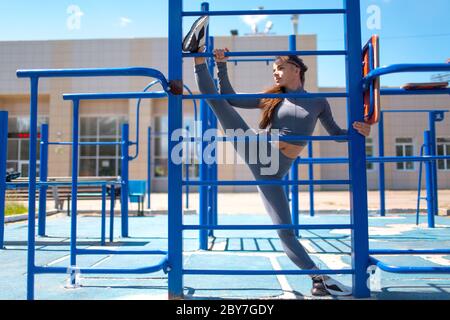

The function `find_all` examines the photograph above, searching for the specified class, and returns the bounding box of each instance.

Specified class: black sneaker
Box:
[182,16,209,53]
[5,171,21,182]
[311,276,352,297]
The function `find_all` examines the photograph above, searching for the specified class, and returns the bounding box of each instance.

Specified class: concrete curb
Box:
[5,209,60,223]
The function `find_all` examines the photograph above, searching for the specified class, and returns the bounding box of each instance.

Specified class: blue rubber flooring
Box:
[0,213,449,300]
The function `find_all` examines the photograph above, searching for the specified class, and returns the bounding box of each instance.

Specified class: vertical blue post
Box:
[101,184,106,246]
[416,144,425,225]
[198,1,210,250]
[378,112,386,216]
[345,0,370,298]
[70,99,80,280]
[168,0,184,299]
[147,127,151,209]
[120,124,129,237]
[109,185,115,242]
[38,123,49,236]
[185,125,190,209]
[290,158,299,237]
[424,130,435,228]
[208,35,218,238]
[0,111,8,249]
[27,77,39,300]
[308,142,315,217]
[428,112,439,217]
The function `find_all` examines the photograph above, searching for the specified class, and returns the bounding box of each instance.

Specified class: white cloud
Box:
[120,17,132,27]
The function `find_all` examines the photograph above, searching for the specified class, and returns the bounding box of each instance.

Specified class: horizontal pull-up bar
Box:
[183,269,354,276]
[63,91,168,101]
[183,179,350,186]
[184,50,347,58]
[17,67,171,91]
[182,92,348,100]
[182,223,353,231]
[183,9,346,17]
[381,88,450,96]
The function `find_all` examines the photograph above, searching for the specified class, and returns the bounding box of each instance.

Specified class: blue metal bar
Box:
[381,88,450,96]
[370,249,450,255]
[101,185,106,246]
[27,77,39,300]
[182,92,348,99]
[147,127,151,209]
[424,131,435,228]
[70,99,80,286]
[183,179,350,186]
[363,63,450,88]
[345,0,370,298]
[47,141,122,146]
[378,112,386,216]
[185,125,190,209]
[7,180,121,188]
[0,111,8,249]
[290,159,299,237]
[120,124,129,237]
[38,124,49,236]
[416,144,426,225]
[34,256,168,275]
[183,224,353,231]
[184,269,354,276]
[295,155,450,164]
[76,248,167,255]
[168,0,184,299]
[63,92,167,100]
[17,67,170,91]
[308,142,315,217]
[184,50,347,58]
[187,135,349,142]
[428,112,439,222]
[109,185,115,242]
[183,9,347,17]
[381,110,448,113]
[369,256,450,274]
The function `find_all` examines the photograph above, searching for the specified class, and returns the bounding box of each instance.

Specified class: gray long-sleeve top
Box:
[216,62,347,146]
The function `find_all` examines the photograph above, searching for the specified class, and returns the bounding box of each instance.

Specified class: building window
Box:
[366,138,374,171]
[79,116,127,177]
[395,137,415,171]
[437,137,450,171]
[153,116,199,179]
[7,116,48,177]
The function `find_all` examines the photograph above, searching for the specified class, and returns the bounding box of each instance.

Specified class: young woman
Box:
[183,16,371,297]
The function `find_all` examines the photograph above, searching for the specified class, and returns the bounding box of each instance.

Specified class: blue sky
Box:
[1,0,449,87]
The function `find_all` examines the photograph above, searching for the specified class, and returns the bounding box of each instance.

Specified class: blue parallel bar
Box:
[183,179,350,186]
[363,63,450,88]
[428,112,440,225]
[16,67,170,91]
[382,109,448,113]
[0,111,7,249]
[378,112,386,216]
[183,269,354,276]
[34,256,168,275]
[290,158,299,237]
[63,91,167,100]
[308,142,315,217]
[101,185,106,246]
[183,224,353,231]
[187,135,349,142]
[70,99,80,285]
[295,155,450,164]
[424,131,435,228]
[416,144,426,225]
[38,124,49,236]
[27,77,39,300]
[147,127,151,209]
[109,185,115,242]
[184,50,347,58]
[168,0,183,300]
[370,249,450,255]
[48,141,122,145]
[182,92,348,99]
[381,88,450,96]
[345,0,370,298]
[369,257,450,274]
[76,248,167,255]
[120,124,129,237]
[183,9,347,17]
[6,181,121,188]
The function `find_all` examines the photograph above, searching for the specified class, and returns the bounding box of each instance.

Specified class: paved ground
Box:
[1,190,449,300]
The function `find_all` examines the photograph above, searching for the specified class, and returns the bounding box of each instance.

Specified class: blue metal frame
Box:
[0,111,8,249]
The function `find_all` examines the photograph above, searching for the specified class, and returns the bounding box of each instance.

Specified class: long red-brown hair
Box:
[258,56,308,129]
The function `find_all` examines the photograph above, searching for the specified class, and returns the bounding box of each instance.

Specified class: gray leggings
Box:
[195,63,317,270]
